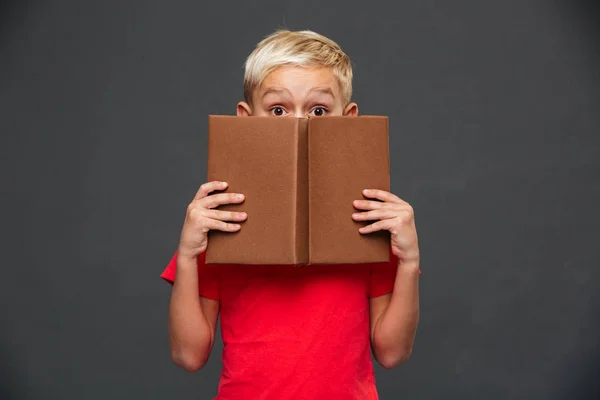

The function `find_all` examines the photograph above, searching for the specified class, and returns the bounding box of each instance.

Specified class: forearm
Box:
[168,255,213,371]
[372,260,420,368]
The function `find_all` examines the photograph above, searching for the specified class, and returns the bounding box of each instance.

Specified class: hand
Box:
[178,181,247,260]
[352,189,419,264]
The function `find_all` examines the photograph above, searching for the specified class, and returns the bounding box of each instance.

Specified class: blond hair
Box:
[243,29,353,105]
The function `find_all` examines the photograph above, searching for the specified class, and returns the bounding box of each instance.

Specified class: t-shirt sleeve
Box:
[369,249,399,298]
[160,251,220,301]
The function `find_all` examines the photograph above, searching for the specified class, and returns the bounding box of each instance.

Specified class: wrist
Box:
[396,258,421,275]
[177,246,200,265]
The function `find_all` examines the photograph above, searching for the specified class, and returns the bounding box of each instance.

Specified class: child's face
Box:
[237,66,358,118]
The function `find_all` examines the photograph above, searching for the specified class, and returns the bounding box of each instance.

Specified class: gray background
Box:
[1,0,599,399]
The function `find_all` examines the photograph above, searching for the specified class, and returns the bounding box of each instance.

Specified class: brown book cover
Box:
[205,115,390,265]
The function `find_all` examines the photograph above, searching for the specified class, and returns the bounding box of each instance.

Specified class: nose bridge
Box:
[292,107,305,118]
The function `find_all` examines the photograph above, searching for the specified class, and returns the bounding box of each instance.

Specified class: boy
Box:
[161,29,420,399]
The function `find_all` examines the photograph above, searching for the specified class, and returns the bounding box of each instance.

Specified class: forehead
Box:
[257,66,341,98]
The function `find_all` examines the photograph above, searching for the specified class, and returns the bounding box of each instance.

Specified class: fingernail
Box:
[221,181,228,186]
[236,194,244,199]
[363,189,370,194]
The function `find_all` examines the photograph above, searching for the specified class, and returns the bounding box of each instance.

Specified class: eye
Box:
[310,107,328,117]
[269,106,288,117]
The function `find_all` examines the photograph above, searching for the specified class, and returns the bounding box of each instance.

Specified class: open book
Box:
[205,115,391,265]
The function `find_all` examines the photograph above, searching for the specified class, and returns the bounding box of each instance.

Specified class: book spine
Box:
[294,118,309,265]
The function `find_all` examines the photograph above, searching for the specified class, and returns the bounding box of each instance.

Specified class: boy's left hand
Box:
[352,189,420,264]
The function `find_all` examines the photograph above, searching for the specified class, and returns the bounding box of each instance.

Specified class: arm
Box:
[166,181,246,371]
[370,259,420,369]
[168,254,219,372]
[353,188,421,369]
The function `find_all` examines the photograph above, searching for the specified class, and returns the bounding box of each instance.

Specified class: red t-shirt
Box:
[161,250,399,400]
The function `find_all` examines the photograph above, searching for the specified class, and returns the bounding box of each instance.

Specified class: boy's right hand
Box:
[178,181,246,260]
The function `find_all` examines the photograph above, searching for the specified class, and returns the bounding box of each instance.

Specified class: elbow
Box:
[171,350,208,372]
[376,347,413,369]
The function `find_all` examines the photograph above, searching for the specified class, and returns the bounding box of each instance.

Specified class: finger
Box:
[353,199,399,211]
[352,209,398,221]
[362,189,406,204]
[202,217,242,233]
[359,219,395,234]
[200,192,245,209]
[201,209,247,222]
[194,181,228,200]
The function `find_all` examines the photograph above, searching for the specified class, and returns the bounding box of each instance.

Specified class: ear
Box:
[237,101,252,116]
[343,102,358,116]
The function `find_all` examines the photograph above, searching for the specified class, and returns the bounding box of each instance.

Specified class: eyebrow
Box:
[261,87,292,99]
[307,87,336,98]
